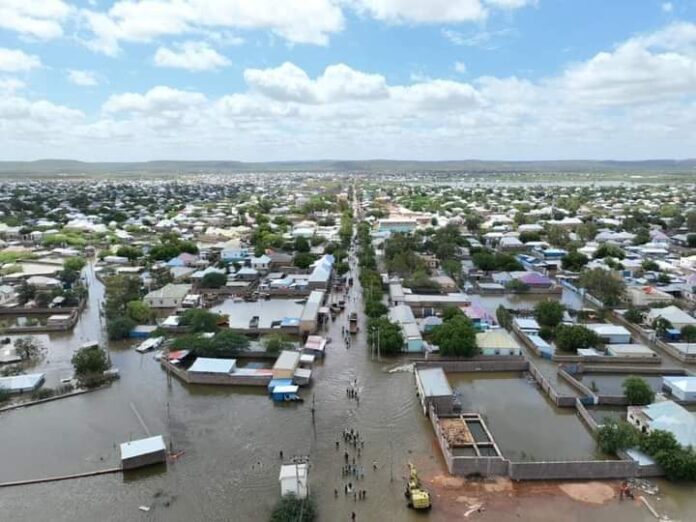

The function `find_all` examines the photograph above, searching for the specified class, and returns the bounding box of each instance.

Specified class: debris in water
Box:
[138,506,150,512]
[629,478,659,496]
[387,363,414,374]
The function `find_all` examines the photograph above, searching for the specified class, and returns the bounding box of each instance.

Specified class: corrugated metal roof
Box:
[120,435,166,460]
[188,357,236,374]
[417,367,452,397]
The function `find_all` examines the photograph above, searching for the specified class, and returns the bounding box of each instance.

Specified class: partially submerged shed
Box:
[120,435,167,470]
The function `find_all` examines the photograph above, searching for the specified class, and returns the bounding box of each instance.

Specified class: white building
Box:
[144,283,192,308]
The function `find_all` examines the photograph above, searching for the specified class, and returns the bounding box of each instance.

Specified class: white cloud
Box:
[0,48,42,72]
[484,0,536,9]
[244,62,389,103]
[154,41,230,71]
[442,27,516,48]
[662,2,673,13]
[0,77,25,92]
[560,22,696,105]
[67,69,98,86]
[103,86,207,115]
[80,0,344,54]
[350,0,487,23]
[0,0,71,40]
[454,61,467,74]
[4,22,696,161]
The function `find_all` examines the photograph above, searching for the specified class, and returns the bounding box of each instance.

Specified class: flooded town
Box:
[2,2,696,520]
[0,167,694,521]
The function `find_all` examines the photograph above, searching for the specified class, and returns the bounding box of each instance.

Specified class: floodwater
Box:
[575,374,664,396]
[210,299,305,330]
[450,373,602,462]
[1,264,696,521]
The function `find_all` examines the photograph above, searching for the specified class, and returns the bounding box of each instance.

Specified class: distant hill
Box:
[0,158,695,177]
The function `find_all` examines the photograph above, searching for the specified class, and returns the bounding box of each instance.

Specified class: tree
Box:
[505,279,530,292]
[63,257,86,272]
[593,244,625,260]
[126,300,152,323]
[633,227,650,245]
[578,268,626,306]
[687,234,696,248]
[201,271,227,289]
[116,245,143,261]
[687,211,696,233]
[431,316,478,357]
[179,309,221,333]
[561,251,589,272]
[71,345,110,379]
[546,225,570,248]
[496,305,512,330]
[270,494,316,522]
[293,236,310,253]
[442,306,464,322]
[367,317,404,355]
[642,260,660,272]
[16,281,35,305]
[596,419,640,454]
[35,292,52,308]
[441,258,461,280]
[14,337,45,361]
[364,300,388,318]
[107,316,137,340]
[652,317,673,338]
[624,307,644,324]
[519,231,540,243]
[554,324,600,353]
[293,252,315,270]
[534,300,565,328]
[622,376,655,406]
[681,325,696,343]
[264,333,294,354]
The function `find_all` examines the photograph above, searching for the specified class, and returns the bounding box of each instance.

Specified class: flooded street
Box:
[0,265,693,521]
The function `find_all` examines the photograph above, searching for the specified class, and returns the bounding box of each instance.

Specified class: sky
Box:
[1,0,696,162]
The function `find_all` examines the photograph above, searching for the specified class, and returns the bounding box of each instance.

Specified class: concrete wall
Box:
[412,356,528,373]
[575,398,600,433]
[508,460,636,480]
[161,359,272,386]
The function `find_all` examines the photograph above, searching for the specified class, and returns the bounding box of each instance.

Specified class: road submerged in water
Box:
[0,255,691,521]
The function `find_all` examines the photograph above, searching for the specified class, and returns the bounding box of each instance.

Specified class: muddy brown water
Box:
[0,264,693,521]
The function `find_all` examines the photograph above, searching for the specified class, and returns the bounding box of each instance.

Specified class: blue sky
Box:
[1,0,695,161]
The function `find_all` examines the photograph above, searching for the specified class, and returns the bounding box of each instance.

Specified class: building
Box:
[120,435,167,470]
[0,373,45,393]
[646,306,696,331]
[663,376,696,403]
[585,324,632,344]
[308,254,334,290]
[279,463,309,499]
[388,304,424,352]
[476,329,522,356]
[513,317,540,335]
[628,400,696,447]
[606,344,657,358]
[626,286,675,307]
[377,218,417,234]
[302,335,327,358]
[273,350,301,380]
[299,290,324,334]
[144,283,192,308]
[414,367,454,416]
[188,357,237,375]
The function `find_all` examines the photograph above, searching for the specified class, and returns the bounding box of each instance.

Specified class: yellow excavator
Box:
[405,462,431,510]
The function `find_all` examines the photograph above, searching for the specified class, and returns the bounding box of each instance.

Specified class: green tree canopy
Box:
[71,345,110,378]
[534,300,565,328]
[578,268,626,306]
[596,419,640,454]
[201,271,228,289]
[126,300,152,323]
[554,324,600,353]
[623,376,655,406]
[367,317,404,355]
[431,315,478,357]
[561,251,589,272]
[179,309,221,333]
[264,333,294,354]
[270,494,316,522]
